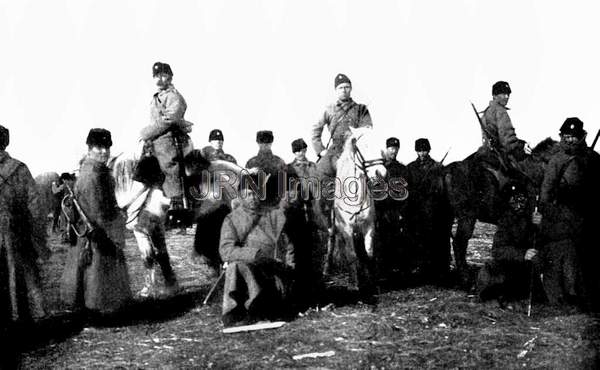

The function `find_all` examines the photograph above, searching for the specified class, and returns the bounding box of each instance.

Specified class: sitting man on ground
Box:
[219,188,296,327]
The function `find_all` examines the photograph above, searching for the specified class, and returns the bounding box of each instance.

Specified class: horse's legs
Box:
[453,217,476,287]
[151,225,178,290]
[323,207,336,277]
[352,226,376,299]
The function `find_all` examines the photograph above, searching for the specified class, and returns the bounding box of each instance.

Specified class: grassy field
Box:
[17,223,600,369]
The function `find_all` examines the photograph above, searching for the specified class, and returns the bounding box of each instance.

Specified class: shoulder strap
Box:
[238,213,262,246]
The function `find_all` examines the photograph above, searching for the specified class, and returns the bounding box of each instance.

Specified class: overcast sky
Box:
[1,0,599,176]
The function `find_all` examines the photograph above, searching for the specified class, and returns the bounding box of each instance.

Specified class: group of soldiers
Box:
[1,62,599,335]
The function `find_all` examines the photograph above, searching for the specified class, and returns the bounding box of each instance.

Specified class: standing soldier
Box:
[140,62,194,212]
[375,137,410,280]
[245,131,286,208]
[61,128,132,318]
[406,138,452,284]
[0,124,48,333]
[285,138,325,308]
[311,73,372,213]
[193,129,238,278]
[201,129,237,163]
[538,118,596,309]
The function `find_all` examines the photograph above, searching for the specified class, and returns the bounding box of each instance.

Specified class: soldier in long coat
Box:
[375,137,411,280]
[140,62,194,209]
[538,118,595,309]
[245,131,286,208]
[406,138,452,283]
[61,129,131,316]
[219,188,295,327]
[285,138,325,307]
[0,125,48,328]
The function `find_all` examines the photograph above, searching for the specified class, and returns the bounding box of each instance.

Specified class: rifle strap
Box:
[237,213,262,247]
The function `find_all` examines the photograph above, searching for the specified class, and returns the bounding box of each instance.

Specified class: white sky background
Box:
[1,0,599,176]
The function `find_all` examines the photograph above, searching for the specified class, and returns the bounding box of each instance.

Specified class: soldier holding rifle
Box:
[60,128,132,317]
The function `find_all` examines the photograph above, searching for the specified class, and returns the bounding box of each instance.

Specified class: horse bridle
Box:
[351,137,384,178]
[338,137,385,221]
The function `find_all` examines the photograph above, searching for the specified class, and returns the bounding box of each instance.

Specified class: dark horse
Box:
[444,138,558,285]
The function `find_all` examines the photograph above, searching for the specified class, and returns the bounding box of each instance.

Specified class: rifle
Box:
[61,183,94,238]
[61,182,117,264]
[316,133,334,164]
[591,128,600,150]
[470,102,510,173]
[440,148,451,165]
[527,195,540,317]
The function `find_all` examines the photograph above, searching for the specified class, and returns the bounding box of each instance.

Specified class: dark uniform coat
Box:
[285,158,326,306]
[141,84,193,198]
[245,149,286,208]
[375,158,410,277]
[406,155,452,281]
[201,146,237,163]
[219,204,295,323]
[0,151,47,325]
[539,141,596,307]
[311,99,372,177]
[477,209,539,302]
[60,157,131,314]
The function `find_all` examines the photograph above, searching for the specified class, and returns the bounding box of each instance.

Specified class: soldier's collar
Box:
[157,84,175,94]
[490,100,510,110]
[0,150,8,162]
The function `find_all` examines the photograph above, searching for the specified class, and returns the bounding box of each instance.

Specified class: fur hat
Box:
[334,73,351,88]
[0,125,8,150]
[291,138,307,153]
[386,137,400,148]
[152,62,173,77]
[415,138,431,152]
[492,81,511,96]
[256,130,274,144]
[559,117,586,138]
[209,129,224,141]
[86,128,113,148]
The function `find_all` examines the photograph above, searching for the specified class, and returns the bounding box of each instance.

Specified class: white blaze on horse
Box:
[331,126,387,296]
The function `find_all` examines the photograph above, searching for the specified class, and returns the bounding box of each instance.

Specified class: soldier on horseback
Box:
[311,73,372,231]
[475,81,531,182]
[140,62,194,214]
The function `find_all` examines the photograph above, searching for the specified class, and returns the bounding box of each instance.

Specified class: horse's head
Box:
[339,126,387,181]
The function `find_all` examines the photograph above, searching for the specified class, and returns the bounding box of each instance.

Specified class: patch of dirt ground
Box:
[16,223,600,369]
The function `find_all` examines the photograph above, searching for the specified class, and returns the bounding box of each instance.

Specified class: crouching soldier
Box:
[61,129,132,317]
[476,182,542,307]
[219,188,295,327]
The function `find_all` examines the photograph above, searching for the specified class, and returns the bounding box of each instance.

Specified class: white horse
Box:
[111,149,255,296]
[331,127,387,297]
